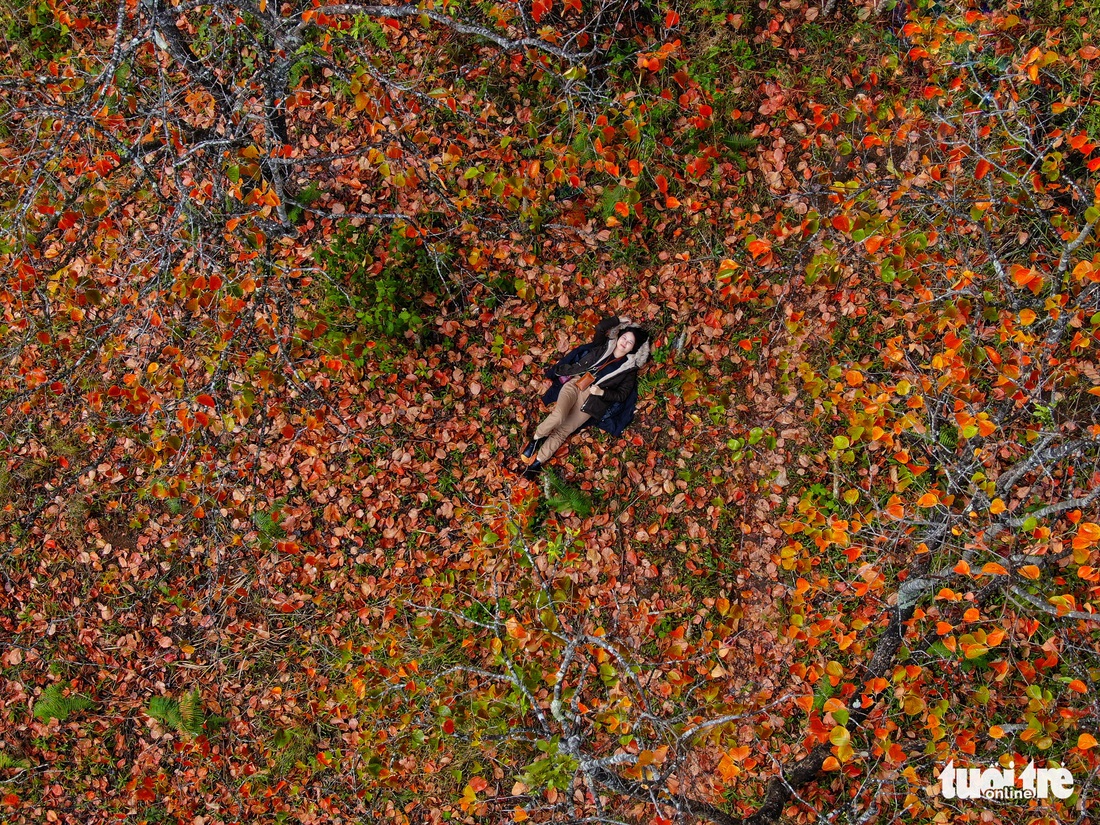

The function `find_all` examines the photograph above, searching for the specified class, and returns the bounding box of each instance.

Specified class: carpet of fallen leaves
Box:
[1,260,809,821]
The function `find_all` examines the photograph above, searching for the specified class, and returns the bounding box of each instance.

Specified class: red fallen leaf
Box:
[664,9,679,27]
[655,174,668,194]
[747,238,771,258]
[831,214,851,232]
[864,235,883,254]
[196,393,216,408]
[468,776,489,793]
[282,425,296,438]
[975,158,991,179]
[2,794,19,807]
[443,718,455,734]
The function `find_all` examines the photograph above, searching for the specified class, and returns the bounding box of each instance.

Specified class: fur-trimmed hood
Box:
[598,319,646,369]
[589,318,650,382]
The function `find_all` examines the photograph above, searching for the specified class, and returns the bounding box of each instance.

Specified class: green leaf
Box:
[148,691,209,737]
[0,752,29,770]
[33,684,94,723]
[148,696,184,731]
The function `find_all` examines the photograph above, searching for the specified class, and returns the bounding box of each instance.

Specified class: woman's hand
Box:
[588,385,604,396]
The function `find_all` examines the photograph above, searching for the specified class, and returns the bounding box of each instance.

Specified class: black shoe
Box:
[522,460,543,480]
[522,437,546,459]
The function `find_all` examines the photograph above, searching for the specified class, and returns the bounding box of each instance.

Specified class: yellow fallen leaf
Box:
[965,643,989,659]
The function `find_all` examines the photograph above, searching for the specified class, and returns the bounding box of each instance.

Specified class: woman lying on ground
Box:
[521,315,650,480]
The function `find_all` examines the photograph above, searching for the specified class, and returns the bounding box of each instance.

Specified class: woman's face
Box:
[614,331,636,357]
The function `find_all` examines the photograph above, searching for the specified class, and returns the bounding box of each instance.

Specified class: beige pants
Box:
[534,379,594,463]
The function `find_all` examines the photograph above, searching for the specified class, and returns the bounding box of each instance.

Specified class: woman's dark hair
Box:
[618,326,649,352]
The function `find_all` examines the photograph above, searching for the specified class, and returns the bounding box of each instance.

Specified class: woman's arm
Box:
[547,343,591,378]
[591,315,626,347]
[594,369,637,404]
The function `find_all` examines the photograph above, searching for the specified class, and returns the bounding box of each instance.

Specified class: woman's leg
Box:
[535,392,592,464]
[534,380,581,440]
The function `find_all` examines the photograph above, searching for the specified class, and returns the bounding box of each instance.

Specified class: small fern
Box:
[252,496,288,541]
[252,509,286,539]
[543,470,594,518]
[723,134,759,153]
[32,684,94,723]
[0,751,29,769]
[148,691,226,737]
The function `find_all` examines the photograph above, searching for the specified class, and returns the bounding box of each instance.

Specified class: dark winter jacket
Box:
[541,317,651,437]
